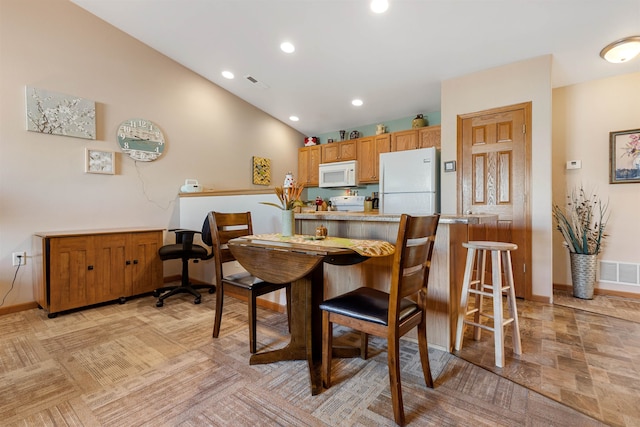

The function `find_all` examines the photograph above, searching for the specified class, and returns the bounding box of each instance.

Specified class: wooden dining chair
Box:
[320,213,439,426]
[209,211,291,353]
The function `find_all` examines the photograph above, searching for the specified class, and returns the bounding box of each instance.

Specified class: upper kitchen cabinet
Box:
[418,125,441,149]
[321,140,357,163]
[357,134,391,183]
[391,129,419,151]
[298,145,321,187]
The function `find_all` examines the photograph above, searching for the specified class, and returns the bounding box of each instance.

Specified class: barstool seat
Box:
[454,241,522,367]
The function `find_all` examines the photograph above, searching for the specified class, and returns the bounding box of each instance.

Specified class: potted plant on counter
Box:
[261,173,304,237]
[552,186,609,299]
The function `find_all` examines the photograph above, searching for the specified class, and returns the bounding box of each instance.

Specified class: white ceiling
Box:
[71,0,640,136]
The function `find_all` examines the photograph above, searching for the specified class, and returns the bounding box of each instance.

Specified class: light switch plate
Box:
[566,160,582,169]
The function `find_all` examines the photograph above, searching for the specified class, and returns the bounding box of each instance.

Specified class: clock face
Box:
[117,118,165,161]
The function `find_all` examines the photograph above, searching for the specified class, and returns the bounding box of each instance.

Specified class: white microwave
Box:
[319,160,358,188]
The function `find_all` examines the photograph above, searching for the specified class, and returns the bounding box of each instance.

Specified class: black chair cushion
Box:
[319,287,419,326]
[158,243,209,261]
[223,271,265,290]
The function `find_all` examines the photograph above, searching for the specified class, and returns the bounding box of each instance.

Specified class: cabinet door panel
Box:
[130,231,163,295]
[49,236,94,312]
[391,129,418,151]
[95,233,129,301]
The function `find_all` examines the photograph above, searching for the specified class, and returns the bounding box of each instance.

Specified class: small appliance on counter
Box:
[329,195,365,212]
[180,179,203,193]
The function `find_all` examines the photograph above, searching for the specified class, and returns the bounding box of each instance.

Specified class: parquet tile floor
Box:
[0,288,636,426]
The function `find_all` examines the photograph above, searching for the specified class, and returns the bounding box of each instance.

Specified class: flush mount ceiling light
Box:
[280,41,295,53]
[221,70,234,79]
[600,36,640,63]
[370,0,389,14]
[351,99,364,106]
[289,116,299,122]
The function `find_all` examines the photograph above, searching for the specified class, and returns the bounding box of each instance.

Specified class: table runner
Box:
[246,233,395,257]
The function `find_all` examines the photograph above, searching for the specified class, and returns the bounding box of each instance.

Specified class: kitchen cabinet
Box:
[391,129,419,151]
[357,134,391,183]
[33,228,163,317]
[418,125,441,149]
[298,145,321,186]
[320,140,356,163]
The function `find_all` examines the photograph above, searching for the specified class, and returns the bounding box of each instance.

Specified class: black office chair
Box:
[153,216,216,307]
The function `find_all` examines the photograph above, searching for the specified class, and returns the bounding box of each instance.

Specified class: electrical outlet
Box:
[12,252,26,266]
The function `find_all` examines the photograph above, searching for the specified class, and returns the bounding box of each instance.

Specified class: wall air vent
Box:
[244,75,270,89]
[599,260,640,286]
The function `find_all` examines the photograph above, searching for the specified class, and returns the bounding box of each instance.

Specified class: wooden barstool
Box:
[454,241,522,367]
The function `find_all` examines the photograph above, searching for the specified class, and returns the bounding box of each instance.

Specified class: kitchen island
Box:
[295,211,498,351]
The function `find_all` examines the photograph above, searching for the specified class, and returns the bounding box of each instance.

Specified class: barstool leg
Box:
[473,249,487,341]
[491,249,505,368]
[503,250,522,355]
[455,247,476,351]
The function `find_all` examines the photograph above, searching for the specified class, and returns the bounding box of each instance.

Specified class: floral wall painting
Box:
[610,128,640,184]
[85,148,115,175]
[25,87,96,140]
[252,156,271,185]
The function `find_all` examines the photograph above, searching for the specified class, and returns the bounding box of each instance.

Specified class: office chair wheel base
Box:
[208,288,216,294]
[118,297,126,304]
[152,290,160,297]
[156,300,164,307]
[194,297,201,304]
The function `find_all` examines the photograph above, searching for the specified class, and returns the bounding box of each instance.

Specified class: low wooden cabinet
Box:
[33,228,163,317]
[298,145,321,187]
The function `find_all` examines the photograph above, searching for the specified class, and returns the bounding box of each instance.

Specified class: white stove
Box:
[329,195,365,211]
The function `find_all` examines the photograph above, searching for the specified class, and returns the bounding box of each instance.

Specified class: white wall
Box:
[552,72,640,294]
[441,55,553,301]
[0,0,304,307]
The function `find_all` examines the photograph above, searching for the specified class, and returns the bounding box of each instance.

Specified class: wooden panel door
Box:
[458,103,531,298]
[49,236,95,312]
[129,231,163,295]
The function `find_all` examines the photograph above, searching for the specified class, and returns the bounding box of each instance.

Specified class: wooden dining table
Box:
[227,234,395,395]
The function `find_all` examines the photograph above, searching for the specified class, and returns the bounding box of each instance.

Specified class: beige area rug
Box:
[553,289,640,323]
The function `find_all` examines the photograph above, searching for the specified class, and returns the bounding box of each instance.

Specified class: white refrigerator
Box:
[379,147,439,215]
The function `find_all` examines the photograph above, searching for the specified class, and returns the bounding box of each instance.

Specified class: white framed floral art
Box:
[85,148,115,175]
[610,128,640,184]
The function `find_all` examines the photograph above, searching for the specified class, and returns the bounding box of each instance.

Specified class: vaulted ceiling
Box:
[71,0,640,136]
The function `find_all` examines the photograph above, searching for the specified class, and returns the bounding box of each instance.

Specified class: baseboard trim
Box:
[0,301,39,316]
[553,283,640,300]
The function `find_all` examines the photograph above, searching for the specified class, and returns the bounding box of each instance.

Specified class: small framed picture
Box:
[85,148,115,174]
[444,160,456,172]
[610,128,640,184]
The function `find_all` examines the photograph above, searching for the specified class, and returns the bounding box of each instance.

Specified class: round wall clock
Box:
[117,118,165,161]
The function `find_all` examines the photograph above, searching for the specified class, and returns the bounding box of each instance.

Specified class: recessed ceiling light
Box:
[351,99,364,107]
[280,42,295,53]
[221,70,234,79]
[370,0,389,14]
[600,35,640,63]
[289,116,299,122]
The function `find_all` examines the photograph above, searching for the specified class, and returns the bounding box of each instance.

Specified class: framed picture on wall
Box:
[252,156,271,185]
[85,148,115,175]
[610,128,640,184]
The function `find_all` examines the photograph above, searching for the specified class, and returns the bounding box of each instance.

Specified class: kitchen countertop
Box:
[295,211,497,224]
